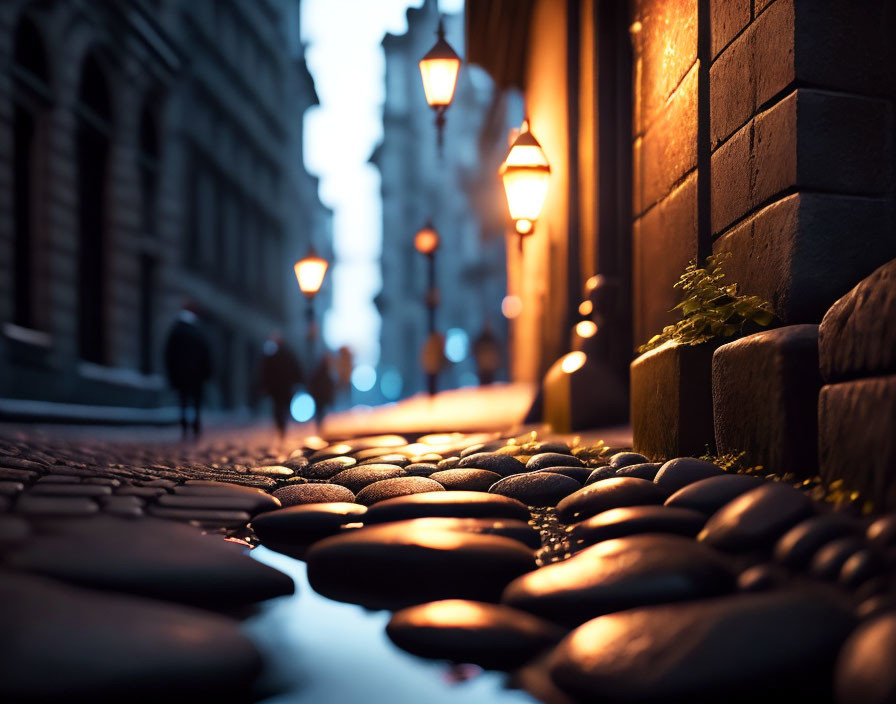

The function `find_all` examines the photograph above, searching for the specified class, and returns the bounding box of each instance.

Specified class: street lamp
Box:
[415,221,441,395]
[294,247,328,339]
[419,16,461,154]
[500,119,551,250]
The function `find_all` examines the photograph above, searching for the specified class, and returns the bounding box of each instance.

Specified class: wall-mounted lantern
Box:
[499,119,551,250]
[419,17,461,153]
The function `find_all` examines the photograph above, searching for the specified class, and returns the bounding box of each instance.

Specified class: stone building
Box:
[371,0,511,400]
[466,1,895,483]
[0,0,330,414]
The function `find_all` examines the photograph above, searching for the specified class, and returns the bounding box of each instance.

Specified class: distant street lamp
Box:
[500,119,551,250]
[294,247,328,340]
[419,16,461,154]
[415,221,441,395]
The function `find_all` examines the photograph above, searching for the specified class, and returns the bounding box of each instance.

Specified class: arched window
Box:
[138,103,159,237]
[76,50,111,364]
[11,15,50,330]
[137,102,160,374]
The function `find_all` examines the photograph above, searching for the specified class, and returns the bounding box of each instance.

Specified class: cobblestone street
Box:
[3,0,896,701]
[2,411,896,703]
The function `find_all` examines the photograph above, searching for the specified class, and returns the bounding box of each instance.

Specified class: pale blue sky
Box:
[301,0,465,367]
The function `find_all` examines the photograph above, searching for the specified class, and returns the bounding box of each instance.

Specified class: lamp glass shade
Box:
[500,120,551,235]
[294,254,328,297]
[414,226,440,255]
[419,37,461,108]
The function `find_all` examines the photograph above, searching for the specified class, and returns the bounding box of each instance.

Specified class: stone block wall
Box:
[631,0,895,460]
[710,0,896,324]
[631,0,896,350]
[631,0,700,349]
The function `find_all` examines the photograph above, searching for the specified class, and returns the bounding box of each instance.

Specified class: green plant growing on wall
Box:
[638,253,776,353]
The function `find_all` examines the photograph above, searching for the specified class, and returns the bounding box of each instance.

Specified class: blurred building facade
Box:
[0,0,330,412]
[371,0,511,400]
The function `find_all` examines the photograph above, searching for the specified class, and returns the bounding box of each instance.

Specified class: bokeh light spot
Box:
[352,364,377,392]
[445,328,469,363]
[501,295,523,319]
[290,392,316,422]
[380,368,403,400]
[561,351,587,374]
[575,320,598,338]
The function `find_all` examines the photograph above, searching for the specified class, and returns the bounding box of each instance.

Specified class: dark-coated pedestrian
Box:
[164,302,212,439]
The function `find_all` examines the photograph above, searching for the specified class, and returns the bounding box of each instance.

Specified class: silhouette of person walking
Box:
[260,332,303,438]
[473,322,502,385]
[164,301,212,439]
[307,354,335,427]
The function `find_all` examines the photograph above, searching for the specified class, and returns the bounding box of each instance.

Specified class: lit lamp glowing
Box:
[294,249,328,299]
[500,119,551,250]
[294,248,328,341]
[419,17,461,153]
[415,222,441,396]
[414,223,440,257]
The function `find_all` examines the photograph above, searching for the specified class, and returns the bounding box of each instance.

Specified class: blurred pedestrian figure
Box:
[307,354,335,427]
[260,332,303,437]
[473,322,502,385]
[164,301,212,439]
[335,346,353,404]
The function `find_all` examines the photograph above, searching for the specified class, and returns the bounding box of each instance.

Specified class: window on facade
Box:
[138,254,156,374]
[185,156,201,268]
[11,16,50,331]
[138,103,159,237]
[76,50,112,364]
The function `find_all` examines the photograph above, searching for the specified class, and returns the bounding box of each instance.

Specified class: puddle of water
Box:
[247,546,540,704]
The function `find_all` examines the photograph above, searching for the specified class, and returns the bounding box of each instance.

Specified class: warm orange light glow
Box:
[500,120,551,236]
[630,21,643,34]
[576,320,598,338]
[501,295,523,319]
[560,351,587,374]
[578,300,593,316]
[585,275,602,292]
[414,225,440,255]
[295,251,328,298]
[419,22,461,109]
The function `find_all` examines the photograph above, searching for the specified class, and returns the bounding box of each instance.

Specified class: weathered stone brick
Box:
[752,89,797,205]
[711,0,794,147]
[710,22,756,148]
[794,91,892,196]
[711,0,751,59]
[753,0,796,107]
[636,0,698,135]
[713,89,892,235]
[633,173,698,349]
[819,258,896,383]
[641,63,698,209]
[819,376,896,511]
[715,193,895,323]
[795,0,896,98]
[711,0,894,147]
[631,341,719,460]
[713,325,821,478]
[711,117,754,235]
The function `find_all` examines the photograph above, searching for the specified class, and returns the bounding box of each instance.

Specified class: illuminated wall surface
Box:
[468,0,895,387]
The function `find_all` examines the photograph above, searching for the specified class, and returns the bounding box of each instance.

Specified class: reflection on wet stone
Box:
[1,427,892,704]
